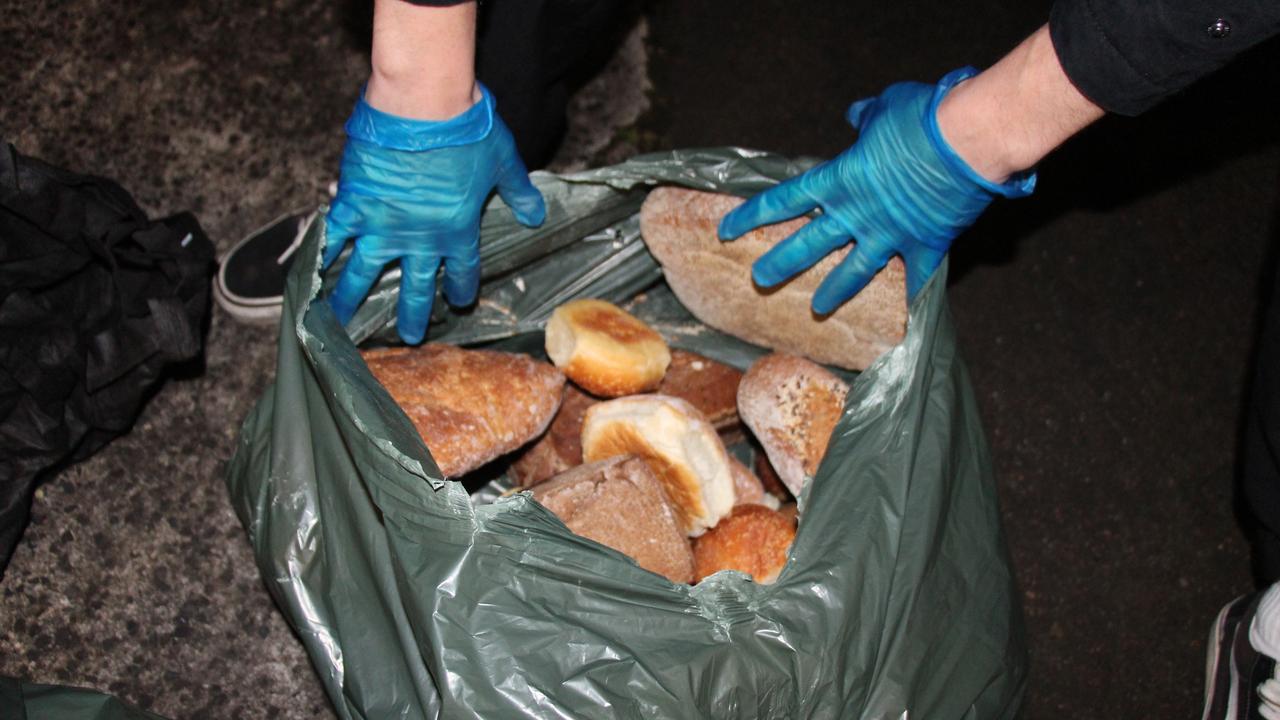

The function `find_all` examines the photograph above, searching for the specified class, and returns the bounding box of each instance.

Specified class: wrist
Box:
[926,69,1037,199]
[935,24,1103,184]
[367,0,478,120]
[935,78,1028,184]
[365,70,479,121]
[346,83,494,152]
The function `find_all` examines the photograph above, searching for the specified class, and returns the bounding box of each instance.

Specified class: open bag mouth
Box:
[226,148,1025,720]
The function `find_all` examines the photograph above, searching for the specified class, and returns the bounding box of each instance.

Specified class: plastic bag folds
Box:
[227,148,1026,720]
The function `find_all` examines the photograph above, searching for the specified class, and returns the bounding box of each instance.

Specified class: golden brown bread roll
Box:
[581,395,735,537]
[361,344,564,478]
[639,187,907,371]
[692,504,796,584]
[737,353,850,496]
[510,384,599,488]
[545,298,671,397]
[532,456,694,584]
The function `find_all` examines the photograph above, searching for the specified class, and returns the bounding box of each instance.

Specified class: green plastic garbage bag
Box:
[226,148,1026,719]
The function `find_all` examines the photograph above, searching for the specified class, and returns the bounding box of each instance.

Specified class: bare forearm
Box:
[366,0,478,120]
[936,24,1104,183]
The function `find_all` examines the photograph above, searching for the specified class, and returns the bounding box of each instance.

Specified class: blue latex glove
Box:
[718,67,1035,313]
[324,83,546,344]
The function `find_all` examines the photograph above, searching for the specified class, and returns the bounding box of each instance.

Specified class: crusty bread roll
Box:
[510,384,599,488]
[777,502,799,527]
[737,353,849,496]
[362,344,564,478]
[545,298,672,397]
[532,456,694,584]
[581,395,734,536]
[655,349,743,430]
[729,457,779,510]
[753,448,792,503]
[692,504,796,584]
[639,187,907,371]
[514,350,742,489]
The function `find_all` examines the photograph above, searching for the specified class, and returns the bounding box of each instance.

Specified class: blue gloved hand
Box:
[718,67,1035,313]
[324,83,546,344]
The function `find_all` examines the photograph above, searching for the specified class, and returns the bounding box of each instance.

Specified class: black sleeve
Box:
[1050,0,1280,116]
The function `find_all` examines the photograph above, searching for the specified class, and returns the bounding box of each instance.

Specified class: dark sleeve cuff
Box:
[1050,0,1280,116]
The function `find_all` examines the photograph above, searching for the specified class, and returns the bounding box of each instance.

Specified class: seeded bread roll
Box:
[737,353,850,496]
[581,395,735,537]
[692,504,796,584]
[656,349,743,430]
[510,384,599,488]
[545,298,672,397]
[362,344,565,478]
[532,456,694,584]
[639,187,907,371]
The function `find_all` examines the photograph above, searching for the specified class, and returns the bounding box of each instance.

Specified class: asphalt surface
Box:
[2,0,1279,718]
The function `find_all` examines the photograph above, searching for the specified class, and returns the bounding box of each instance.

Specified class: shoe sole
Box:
[1204,595,1248,720]
[213,281,285,323]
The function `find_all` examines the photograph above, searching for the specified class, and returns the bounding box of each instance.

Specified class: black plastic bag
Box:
[0,142,215,574]
[0,676,166,720]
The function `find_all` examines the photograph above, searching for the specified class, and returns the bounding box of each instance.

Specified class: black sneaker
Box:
[214,210,312,323]
[1203,587,1280,720]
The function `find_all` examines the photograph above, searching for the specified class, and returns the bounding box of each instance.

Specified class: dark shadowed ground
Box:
[639,2,1280,717]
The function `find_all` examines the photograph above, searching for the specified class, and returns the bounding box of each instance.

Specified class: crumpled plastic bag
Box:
[0,142,214,574]
[227,148,1026,719]
[0,676,167,720]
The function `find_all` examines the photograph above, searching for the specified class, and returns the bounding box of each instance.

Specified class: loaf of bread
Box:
[692,504,796,584]
[532,456,694,584]
[639,187,907,371]
[655,349,742,430]
[510,384,598,488]
[545,298,671,397]
[581,395,735,536]
[361,344,564,478]
[737,353,849,496]
[729,457,779,510]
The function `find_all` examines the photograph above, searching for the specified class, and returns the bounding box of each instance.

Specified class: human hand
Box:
[718,67,1035,313]
[324,83,545,344]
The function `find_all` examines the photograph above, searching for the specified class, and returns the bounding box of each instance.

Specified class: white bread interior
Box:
[581,395,734,536]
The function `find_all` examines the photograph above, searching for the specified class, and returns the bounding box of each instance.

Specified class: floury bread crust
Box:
[531,456,695,584]
[737,353,850,497]
[510,384,599,488]
[361,344,565,478]
[545,298,671,397]
[728,457,779,510]
[581,395,735,537]
[655,349,743,431]
[638,187,907,371]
